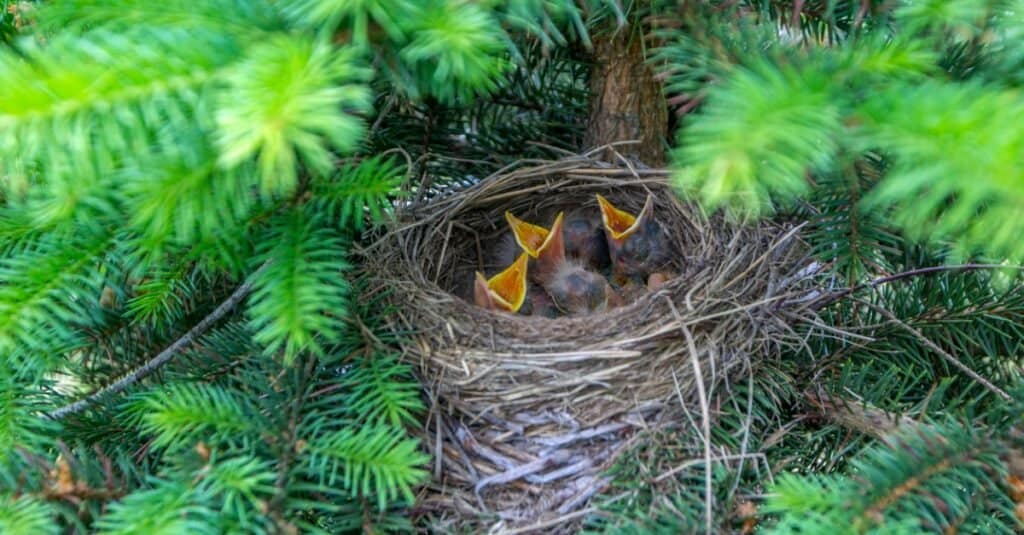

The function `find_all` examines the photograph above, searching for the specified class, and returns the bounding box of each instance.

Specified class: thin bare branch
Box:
[45,261,271,420]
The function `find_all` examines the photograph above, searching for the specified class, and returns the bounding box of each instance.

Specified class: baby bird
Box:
[473,252,530,313]
[563,209,611,270]
[596,193,672,289]
[546,261,621,315]
[506,210,620,316]
[505,211,566,284]
[519,284,560,318]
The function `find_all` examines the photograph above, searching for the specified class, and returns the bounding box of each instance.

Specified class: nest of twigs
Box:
[362,154,816,532]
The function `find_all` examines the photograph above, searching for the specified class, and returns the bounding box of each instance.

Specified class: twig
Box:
[790,0,806,29]
[533,457,593,484]
[728,358,755,499]
[45,261,270,420]
[814,263,1020,310]
[858,298,1011,402]
[534,422,630,449]
[654,453,770,484]
[557,476,611,514]
[666,297,714,534]
[499,507,596,535]
[805,388,920,444]
[473,450,572,495]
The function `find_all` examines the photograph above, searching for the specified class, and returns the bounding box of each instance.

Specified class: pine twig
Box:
[44,261,271,420]
[856,298,1012,402]
[813,263,1021,310]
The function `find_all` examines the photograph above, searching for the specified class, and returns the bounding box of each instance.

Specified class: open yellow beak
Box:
[596,194,653,242]
[505,211,564,258]
[473,252,529,312]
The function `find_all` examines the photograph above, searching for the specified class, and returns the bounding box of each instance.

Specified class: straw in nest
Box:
[361,154,816,532]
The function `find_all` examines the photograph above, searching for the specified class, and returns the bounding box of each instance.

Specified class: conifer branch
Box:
[856,298,1012,402]
[45,261,271,420]
[814,263,1021,309]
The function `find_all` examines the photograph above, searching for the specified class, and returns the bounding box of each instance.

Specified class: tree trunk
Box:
[583,26,668,167]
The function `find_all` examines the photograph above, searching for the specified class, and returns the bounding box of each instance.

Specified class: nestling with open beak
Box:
[505,211,566,284]
[486,220,562,317]
[505,210,621,315]
[473,252,529,313]
[596,193,673,289]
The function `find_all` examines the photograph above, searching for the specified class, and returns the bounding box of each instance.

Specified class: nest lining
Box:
[362,155,814,530]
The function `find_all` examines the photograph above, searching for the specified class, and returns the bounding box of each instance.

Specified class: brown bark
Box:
[583,27,668,167]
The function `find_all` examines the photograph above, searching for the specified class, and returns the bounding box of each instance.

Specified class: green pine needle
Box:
[215,38,372,197]
[314,155,404,231]
[400,0,507,102]
[303,424,429,511]
[95,479,216,535]
[0,496,58,535]
[247,209,351,362]
[124,383,260,450]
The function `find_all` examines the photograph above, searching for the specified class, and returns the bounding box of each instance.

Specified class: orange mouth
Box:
[505,211,564,258]
[596,194,654,242]
[474,252,529,312]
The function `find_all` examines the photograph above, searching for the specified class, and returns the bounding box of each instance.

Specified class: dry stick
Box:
[666,297,714,534]
[473,450,573,495]
[857,298,1012,402]
[500,507,596,535]
[814,263,1021,310]
[804,388,920,444]
[557,476,612,515]
[728,358,756,499]
[534,422,630,449]
[654,453,771,484]
[45,261,271,420]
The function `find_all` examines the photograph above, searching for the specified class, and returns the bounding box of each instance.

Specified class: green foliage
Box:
[0,0,605,531]
[215,39,371,195]
[330,354,424,428]
[197,454,277,529]
[0,367,58,464]
[800,154,904,283]
[858,80,1024,261]
[0,229,113,355]
[124,383,260,450]
[673,58,842,217]
[313,155,405,231]
[124,262,198,328]
[895,0,991,36]
[248,210,350,362]
[304,425,429,511]
[94,479,216,535]
[668,0,1024,261]
[0,495,59,535]
[400,0,507,102]
[765,420,1016,534]
[124,144,258,251]
[279,0,417,45]
[35,0,283,34]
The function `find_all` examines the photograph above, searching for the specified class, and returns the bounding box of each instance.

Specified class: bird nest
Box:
[361,155,815,532]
